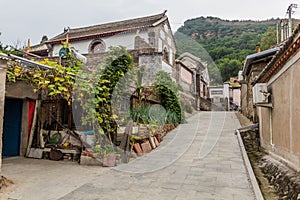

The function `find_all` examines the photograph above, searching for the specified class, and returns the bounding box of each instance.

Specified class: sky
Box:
[0,0,299,46]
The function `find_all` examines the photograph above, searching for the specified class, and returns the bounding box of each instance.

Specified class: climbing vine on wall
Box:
[154,71,185,125]
[6,42,81,103]
[5,44,134,144]
[74,46,134,143]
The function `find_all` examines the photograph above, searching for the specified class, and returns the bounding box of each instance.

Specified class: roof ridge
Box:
[47,11,167,43]
[69,12,166,32]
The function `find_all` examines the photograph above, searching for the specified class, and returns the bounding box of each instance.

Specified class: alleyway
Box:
[1,112,254,200]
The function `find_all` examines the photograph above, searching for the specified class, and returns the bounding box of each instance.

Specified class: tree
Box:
[260,27,277,51]
[176,16,276,84]
[217,58,242,82]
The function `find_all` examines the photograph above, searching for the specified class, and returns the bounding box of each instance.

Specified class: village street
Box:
[1,112,254,200]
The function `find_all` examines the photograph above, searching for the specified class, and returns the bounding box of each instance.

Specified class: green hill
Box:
[175,16,279,83]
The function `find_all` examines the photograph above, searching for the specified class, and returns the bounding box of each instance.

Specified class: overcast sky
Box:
[0,0,299,46]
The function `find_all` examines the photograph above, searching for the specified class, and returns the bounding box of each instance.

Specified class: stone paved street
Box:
[2,112,254,200]
[61,112,254,200]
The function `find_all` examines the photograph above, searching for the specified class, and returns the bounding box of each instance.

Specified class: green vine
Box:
[154,71,185,125]
[6,42,81,103]
[74,46,134,143]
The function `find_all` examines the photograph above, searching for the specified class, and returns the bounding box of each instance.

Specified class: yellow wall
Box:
[271,70,291,151]
[292,60,300,156]
[258,54,300,169]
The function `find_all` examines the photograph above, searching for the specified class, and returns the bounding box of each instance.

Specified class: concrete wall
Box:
[5,81,38,99]
[258,53,300,170]
[259,107,270,148]
[180,67,192,84]
[0,60,7,183]
[232,88,241,107]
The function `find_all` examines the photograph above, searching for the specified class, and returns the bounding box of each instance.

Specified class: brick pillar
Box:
[0,59,7,185]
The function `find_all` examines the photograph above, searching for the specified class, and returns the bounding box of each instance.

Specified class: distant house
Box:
[29,43,48,57]
[253,24,300,170]
[208,86,225,110]
[224,77,241,109]
[176,52,210,110]
[208,78,241,111]
[240,47,279,121]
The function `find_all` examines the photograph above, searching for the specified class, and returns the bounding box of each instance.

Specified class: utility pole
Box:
[287,4,297,37]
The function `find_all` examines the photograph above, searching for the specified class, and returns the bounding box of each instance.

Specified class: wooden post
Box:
[26,100,41,157]
[0,59,7,187]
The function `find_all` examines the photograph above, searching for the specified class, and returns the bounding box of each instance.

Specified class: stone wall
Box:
[260,156,300,200]
[241,129,300,200]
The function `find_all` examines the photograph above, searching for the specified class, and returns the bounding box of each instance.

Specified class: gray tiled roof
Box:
[47,12,167,44]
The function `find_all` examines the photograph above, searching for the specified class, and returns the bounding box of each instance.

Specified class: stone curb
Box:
[236,130,264,200]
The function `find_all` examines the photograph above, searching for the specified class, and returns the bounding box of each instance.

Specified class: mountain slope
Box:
[175,16,278,83]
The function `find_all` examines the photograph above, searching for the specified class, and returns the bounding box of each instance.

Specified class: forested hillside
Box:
[175,16,278,83]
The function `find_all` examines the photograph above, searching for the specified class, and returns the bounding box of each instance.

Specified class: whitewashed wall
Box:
[51,31,148,56]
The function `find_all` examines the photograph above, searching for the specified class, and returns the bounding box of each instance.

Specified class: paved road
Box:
[2,112,254,200]
[61,112,254,200]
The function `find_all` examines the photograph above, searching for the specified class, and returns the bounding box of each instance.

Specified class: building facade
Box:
[176,52,210,110]
[240,47,279,121]
[254,25,300,170]
[31,11,176,77]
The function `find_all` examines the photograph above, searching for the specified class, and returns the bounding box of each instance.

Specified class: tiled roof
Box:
[176,60,194,73]
[47,11,167,44]
[242,47,279,76]
[0,53,10,61]
[177,52,207,70]
[254,24,300,84]
[30,43,48,53]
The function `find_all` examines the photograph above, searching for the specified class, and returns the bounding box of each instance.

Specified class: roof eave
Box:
[254,24,300,84]
[46,27,150,45]
[242,47,279,76]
